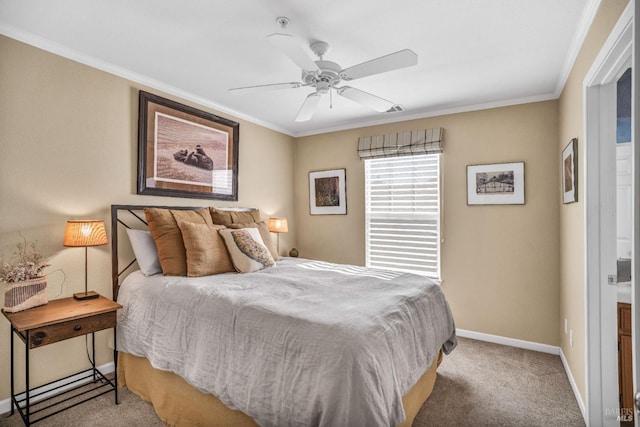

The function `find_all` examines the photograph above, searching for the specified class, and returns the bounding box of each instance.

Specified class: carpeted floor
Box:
[0,337,584,426]
[416,337,585,426]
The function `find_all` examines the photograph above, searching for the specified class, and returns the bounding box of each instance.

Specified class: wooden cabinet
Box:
[618,302,634,423]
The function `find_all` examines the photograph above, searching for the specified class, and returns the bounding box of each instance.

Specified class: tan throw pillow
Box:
[209,207,233,226]
[210,207,261,225]
[219,228,275,273]
[228,221,280,260]
[178,222,235,276]
[230,209,261,224]
[144,208,213,276]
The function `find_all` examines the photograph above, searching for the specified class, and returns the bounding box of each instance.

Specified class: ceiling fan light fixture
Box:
[316,81,330,95]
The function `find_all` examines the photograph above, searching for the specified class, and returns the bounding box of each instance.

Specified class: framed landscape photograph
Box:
[309,169,347,215]
[137,91,239,200]
[467,162,525,205]
[562,138,578,204]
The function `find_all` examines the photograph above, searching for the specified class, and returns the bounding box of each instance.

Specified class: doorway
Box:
[584,4,634,426]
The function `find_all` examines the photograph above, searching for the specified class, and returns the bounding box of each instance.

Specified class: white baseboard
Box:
[456,328,560,355]
[0,362,115,416]
[560,348,587,423]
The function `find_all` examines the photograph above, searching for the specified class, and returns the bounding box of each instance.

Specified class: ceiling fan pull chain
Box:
[330,87,333,109]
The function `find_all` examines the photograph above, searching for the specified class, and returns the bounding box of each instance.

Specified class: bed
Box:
[111,204,457,427]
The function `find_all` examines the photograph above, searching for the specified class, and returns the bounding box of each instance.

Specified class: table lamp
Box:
[63,220,108,300]
[268,217,288,254]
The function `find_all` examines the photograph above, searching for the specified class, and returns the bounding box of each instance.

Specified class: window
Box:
[616,67,631,143]
[364,154,441,279]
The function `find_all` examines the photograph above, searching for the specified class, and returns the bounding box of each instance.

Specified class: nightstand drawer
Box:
[27,311,116,348]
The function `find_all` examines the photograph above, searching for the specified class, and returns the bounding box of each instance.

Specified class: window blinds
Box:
[365,154,440,278]
[358,128,443,160]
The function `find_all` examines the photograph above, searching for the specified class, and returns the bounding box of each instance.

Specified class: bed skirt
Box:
[118,351,443,427]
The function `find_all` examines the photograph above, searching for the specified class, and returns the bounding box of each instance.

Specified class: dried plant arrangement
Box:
[0,234,50,282]
[1,234,51,312]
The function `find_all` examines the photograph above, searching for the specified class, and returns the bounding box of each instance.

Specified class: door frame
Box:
[584,3,634,426]
[632,2,639,426]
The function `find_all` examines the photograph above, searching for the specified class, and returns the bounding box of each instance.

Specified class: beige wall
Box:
[558,0,630,405]
[295,101,561,346]
[0,35,295,400]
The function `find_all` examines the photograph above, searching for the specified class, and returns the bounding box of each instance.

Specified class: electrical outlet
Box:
[564,319,568,334]
[570,330,573,347]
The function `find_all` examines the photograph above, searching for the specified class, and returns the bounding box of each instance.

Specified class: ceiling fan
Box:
[229,19,418,122]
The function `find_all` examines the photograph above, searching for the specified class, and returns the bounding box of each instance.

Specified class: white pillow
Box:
[218,228,275,273]
[126,228,162,276]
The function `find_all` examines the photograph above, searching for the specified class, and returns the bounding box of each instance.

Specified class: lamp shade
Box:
[268,217,288,233]
[63,220,108,247]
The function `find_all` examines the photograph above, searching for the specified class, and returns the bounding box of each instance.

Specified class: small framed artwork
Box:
[467,162,525,205]
[562,138,578,204]
[309,169,347,215]
[137,91,239,201]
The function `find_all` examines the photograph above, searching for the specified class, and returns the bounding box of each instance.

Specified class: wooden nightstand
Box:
[2,295,122,426]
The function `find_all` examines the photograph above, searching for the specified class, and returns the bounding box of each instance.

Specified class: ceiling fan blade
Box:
[340,49,418,81]
[228,82,302,95]
[295,93,321,122]
[337,86,395,112]
[267,33,320,72]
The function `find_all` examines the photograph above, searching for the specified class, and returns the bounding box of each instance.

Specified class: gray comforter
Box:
[116,258,457,427]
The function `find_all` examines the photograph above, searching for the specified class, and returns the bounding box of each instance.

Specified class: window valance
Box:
[358,127,444,160]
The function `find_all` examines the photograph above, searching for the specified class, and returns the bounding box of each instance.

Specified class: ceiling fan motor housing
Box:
[302,60,342,89]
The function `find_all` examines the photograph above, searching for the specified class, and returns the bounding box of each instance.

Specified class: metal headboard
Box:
[110,204,203,301]
[110,204,256,301]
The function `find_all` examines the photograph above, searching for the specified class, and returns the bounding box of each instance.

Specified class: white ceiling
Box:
[0,0,595,137]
